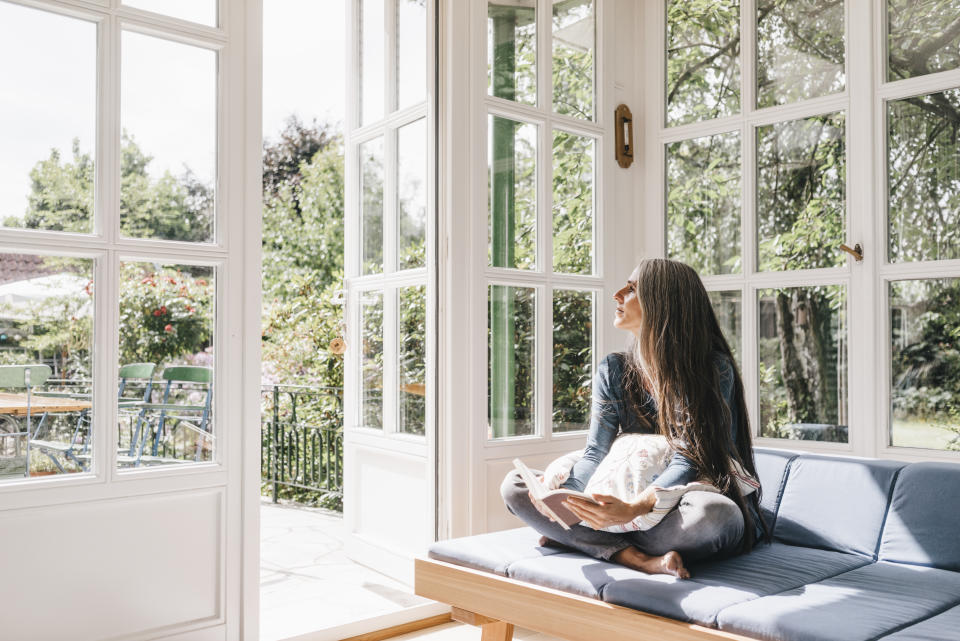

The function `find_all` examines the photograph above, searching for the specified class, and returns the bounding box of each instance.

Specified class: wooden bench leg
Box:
[481,620,514,641]
[452,607,514,641]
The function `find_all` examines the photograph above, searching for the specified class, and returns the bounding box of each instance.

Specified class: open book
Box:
[513,458,600,530]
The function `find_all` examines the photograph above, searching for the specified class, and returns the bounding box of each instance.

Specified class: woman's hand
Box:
[564,488,657,529]
[528,476,556,522]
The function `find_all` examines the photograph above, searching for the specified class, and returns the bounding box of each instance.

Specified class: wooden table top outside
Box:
[0,393,92,417]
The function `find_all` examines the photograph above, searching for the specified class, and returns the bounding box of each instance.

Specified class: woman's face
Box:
[613,267,643,332]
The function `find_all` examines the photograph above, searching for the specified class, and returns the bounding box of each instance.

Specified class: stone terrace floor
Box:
[260,499,432,641]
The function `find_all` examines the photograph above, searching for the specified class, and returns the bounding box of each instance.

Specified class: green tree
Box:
[262,117,344,301]
[6,133,212,242]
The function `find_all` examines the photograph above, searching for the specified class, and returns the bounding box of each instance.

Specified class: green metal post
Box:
[490,10,518,437]
[272,386,279,503]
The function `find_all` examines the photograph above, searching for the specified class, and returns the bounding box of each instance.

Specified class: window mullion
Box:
[538,282,550,439]
[742,115,759,434]
[95,12,122,479]
[846,0,879,457]
[102,12,120,246]
[384,284,399,434]
[537,0,550,113]
[99,249,121,479]
[741,0,756,116]
[385,126,399,275]
[386,0,398,116]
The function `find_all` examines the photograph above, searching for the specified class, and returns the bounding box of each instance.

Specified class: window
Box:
[0,0,228,481]
[655,0,960,455]
[485,0,600,440]
[350,0,430,437]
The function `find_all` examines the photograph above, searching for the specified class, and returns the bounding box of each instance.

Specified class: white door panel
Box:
[343,0,437,585]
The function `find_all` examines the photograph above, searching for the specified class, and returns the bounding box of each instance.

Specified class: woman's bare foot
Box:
[612,546,690,579]
[538,535,571,550]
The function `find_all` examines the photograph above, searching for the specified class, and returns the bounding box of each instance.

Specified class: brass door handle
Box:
[840,243,863,262]
[615,104,633,169]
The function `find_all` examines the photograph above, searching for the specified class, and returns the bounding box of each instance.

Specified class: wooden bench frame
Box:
[415,558,758,641]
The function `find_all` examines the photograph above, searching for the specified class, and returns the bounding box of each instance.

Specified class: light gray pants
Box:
[500,469,744,562]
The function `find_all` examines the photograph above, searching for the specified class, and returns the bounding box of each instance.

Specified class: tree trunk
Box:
[776,291,817,422]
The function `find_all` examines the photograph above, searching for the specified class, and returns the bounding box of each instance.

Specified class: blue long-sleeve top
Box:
[561,351,740,492]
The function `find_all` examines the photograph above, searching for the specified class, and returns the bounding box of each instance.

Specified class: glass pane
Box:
[888,0,960,81]
[0,5,95,233]
[553,130,594,274]
[0,254,94,480]
[709,290,742,366]
[123,0,216,27]
[488,0,537,105]
[361,137,385,275]
[888,89,960,263]
[399,285,426,436]
[117,262,215,468]
[666,0,740,126]
[488,285,535,438]
[360,290,384,429]
[667,132,742,275]
[362,0,385,125]
[552,0,595,119]
[756,0,845,108]
[121,32,216,243]
[552,289,593,433]
[489,116,537,270]
[397,0,427,110]
[758,285,847,442]
[398,119,427,270]
[757,112,846,271]
[890,279,960,451]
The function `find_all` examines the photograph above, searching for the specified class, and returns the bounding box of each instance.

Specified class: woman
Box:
[501,259,766,579]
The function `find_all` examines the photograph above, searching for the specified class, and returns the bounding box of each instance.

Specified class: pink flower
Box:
[160,306,167,314]
[152,309,162,317]
[164,324,174,333]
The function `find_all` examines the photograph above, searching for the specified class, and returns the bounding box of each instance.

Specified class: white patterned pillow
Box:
[583,433,673,501]
[543,433,755,532]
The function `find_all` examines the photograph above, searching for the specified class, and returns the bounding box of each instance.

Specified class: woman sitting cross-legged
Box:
[501,258,768,579]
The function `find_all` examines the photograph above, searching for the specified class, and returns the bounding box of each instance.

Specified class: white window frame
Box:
[479,0,607,446]
[345,0,436,446]
[0,0,261,637]
[433,0,632,538]
[637,0,960,463]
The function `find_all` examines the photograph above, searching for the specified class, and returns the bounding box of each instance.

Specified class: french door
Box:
[342,0,440,586]
[436,0,637,536]
[639,0,960,463]
[0,1,261,639]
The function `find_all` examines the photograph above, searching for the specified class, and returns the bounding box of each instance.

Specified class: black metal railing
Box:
[261,384,344,508]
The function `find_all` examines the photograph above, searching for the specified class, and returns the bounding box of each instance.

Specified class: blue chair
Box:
[0,364,53,479]
[116,363,157,461]
[29,363,156,472]
[126,366,213,466]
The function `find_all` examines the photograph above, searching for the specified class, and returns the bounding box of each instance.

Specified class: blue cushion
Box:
[598,542,869,626]
[879,462,960,571]
[774,454,905,557]
[753,448,799,527]
[507,552,637,599]
[878,604,960,641]
[716,562,960,641]
[427,527,565,576]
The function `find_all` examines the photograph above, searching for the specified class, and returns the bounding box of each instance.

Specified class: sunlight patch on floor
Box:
[260,500,431,641]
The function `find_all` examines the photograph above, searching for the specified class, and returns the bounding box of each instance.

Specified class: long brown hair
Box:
[622,259,766,551]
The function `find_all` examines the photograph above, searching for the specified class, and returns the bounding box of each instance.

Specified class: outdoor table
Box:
[0,392,92,417]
